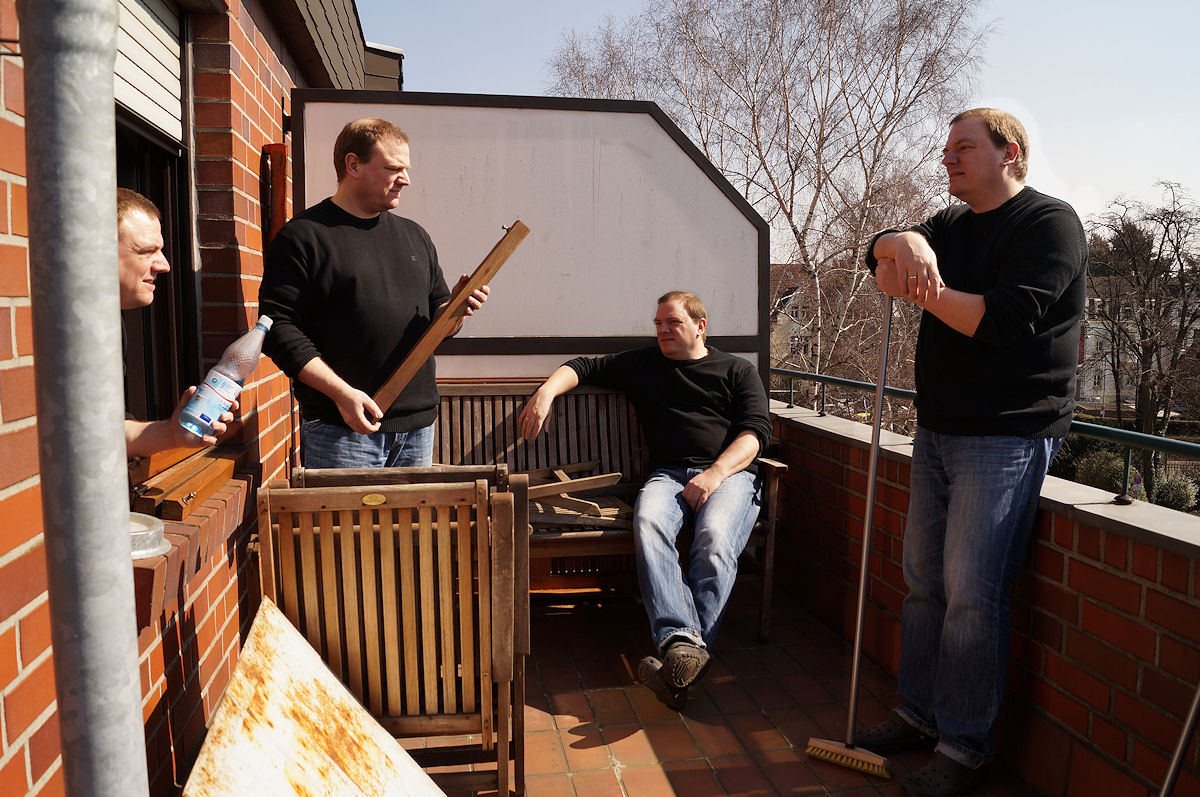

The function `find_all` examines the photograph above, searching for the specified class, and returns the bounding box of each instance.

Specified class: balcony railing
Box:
[771,367,1200,503]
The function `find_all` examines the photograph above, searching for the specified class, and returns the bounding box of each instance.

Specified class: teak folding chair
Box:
[258,477,521,795]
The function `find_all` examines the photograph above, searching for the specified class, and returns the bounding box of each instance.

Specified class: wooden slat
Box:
[317,510,342,679]
[270,483,475,514]
[373,221,530,410]
[359,509,383,716]
[256,486,278,604]
[278,512,299,621]
[297,513,322,654]
[379,508,402,717]
[526,472,623,500]
[419,503,438,712]
[159,455,240,520]
[456,502,476,714]
[474,481,494,749]
[400,508,420,713]
[437,505,456,713]
[491,493,515,681]
[338,510,364,700]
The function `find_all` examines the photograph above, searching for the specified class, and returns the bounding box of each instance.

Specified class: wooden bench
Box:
[257,471,525,796]
[435,380,786,642]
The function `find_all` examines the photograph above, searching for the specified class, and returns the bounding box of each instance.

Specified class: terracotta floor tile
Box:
[700,680,758,715]
[550,691,594,728]
[663,758,725,795]
[586,688,637,727]
[779,670,834,706]
[643,718,703,762]
[524,729,569,776]
[742,675,798,711]
[570,767,623,797]
[727,710,790,752]
[525,702,557,733]
[559,723,613,772]
[752,747,829,793]
[523,772,576,797]
[684,714,747,758]
[617,764,673,796]
[626,682,683,723]
[709,753,774,796]
[600,723,658,767]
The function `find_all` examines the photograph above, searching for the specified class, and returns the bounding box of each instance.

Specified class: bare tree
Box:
[546,0,991,409]
[1086,183,1200,494]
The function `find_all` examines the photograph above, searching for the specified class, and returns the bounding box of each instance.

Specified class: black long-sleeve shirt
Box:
[260,199,451,432]
[868,187,1087,437]
[566,347,772,471]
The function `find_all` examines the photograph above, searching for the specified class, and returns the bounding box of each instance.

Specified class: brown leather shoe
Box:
[661,639,711,689]
[637,656,688,711]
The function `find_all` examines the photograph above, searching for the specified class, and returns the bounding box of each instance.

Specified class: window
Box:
[1093,372,1102,389]
[117,111,199,425]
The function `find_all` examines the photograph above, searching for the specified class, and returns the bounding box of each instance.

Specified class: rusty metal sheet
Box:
[183,598,444,797]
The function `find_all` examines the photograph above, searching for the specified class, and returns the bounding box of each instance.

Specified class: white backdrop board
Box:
[293,91,769,378]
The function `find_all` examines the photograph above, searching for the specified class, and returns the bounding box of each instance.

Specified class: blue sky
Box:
[354,0,1198,221]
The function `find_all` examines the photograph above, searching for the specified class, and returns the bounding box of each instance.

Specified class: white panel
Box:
[116,0,182,142]
[301,103,761,343]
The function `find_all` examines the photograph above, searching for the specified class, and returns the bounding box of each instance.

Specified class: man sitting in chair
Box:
[519,291,772,709]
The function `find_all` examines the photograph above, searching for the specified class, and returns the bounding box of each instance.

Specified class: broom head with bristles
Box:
[805,737,891,779]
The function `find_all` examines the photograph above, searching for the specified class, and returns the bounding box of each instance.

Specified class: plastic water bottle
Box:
[179,316,272,439]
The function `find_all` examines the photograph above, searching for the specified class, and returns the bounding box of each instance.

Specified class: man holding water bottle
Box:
[118,188,236,457]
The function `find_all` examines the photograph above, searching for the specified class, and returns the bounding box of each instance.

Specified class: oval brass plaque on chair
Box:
[361,493,387,506]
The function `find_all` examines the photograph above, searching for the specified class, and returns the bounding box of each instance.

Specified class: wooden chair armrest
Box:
[753,456,788,479]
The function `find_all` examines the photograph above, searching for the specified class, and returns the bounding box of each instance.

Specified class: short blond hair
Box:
[117,187,159,227]
[657,290,707,340]
[951,108,1030,181]
[333,118,409,181]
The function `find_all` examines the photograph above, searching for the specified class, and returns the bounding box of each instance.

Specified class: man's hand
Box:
[875,231,944,303]
[172,386,238,446]
[443,274,491,336]
[518,389,554,440]
[333,387,383,434]
[682,468,726,511]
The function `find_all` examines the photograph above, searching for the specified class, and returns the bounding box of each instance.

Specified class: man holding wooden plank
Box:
[261,118,489,468]
[519,291,772,710]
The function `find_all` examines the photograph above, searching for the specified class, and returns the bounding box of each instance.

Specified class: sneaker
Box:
[661,639,711,688]
[637,655,688,711]
[901,752,984,795]
[854,714,937,754]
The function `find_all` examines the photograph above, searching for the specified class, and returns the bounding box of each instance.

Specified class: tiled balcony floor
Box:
[508,582,1043,797]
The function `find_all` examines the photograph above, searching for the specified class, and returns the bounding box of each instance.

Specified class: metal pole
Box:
[1159,679,1200,797]
[17,1,150,794]
[844,297,893,744]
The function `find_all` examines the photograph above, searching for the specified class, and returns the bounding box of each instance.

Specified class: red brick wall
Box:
[773,409,1200,797]
[0,0,60,793]
[0,0,306,793]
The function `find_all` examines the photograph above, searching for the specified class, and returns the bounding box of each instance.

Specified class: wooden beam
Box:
[525,472,622,500]
[373,221,530,411]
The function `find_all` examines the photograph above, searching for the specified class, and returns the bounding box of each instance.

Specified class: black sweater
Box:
[868,187,1087,437]
[260,199,451,432]
[566,347,772,471]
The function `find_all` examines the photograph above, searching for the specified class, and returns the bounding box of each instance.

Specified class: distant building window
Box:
[1093,372,1102,389]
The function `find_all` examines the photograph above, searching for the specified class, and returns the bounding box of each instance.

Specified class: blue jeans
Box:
[632,468,761,653]
[896,428,1060,768]
[301,419,436,469]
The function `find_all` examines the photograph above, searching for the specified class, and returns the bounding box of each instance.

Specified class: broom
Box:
[804,297,894,779]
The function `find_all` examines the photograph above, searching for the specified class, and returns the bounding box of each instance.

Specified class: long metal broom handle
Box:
[845,296,894,746]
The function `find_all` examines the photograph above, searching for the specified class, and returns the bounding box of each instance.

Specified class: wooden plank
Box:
[419,503,438,712]
[278,512,300,622]
[455,503,476,714]
[379,508,402,717]
[127,443,199,486]
[491,492,514,681]
[270,483,475,514]
[400,508,420,714]
[131,449,214,515]
[474,481,494,749]
[159,452,244,520]
[181,599,444,797]
[436,505,456,713]
[373,221,530,410]
[360,509,383,716]
[526,473,622,500]
[256,486,278,604]
[297,513,322,654]
[316,510,342,679]
[339,510,364,700]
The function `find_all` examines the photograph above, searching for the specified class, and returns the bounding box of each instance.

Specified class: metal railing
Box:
[771,367,1200,504]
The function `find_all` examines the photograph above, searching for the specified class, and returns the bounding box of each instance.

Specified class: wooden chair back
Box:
[257,478,518,795]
